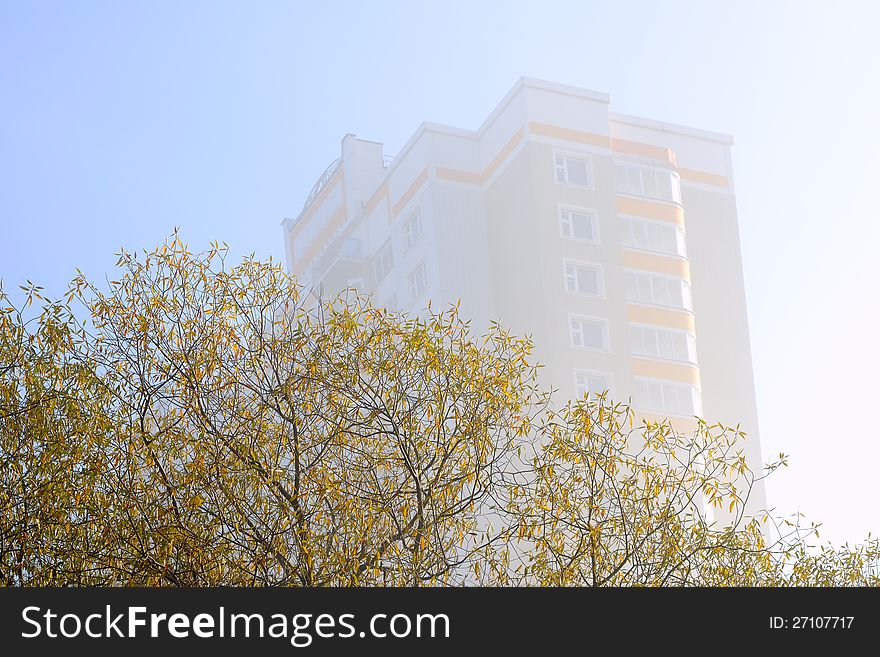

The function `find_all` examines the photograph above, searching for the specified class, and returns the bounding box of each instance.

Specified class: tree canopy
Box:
[1,236,877,586]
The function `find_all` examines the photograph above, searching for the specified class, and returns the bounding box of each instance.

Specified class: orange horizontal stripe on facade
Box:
[611,137,676,164]
[678,167,728,187]
[435,128,524,186]
[631,357,701,385]
[528,121,610,148]
[292,204,347,276]
[482,127,526,181]
[364,181,389,215]
[620,251,691,279]
[626,304,695,333]
[436,167,483,185]
[616,196,684,224]
[392,168,429,218]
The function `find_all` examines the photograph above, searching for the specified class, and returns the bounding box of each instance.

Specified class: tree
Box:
[1,236,540,586]
[1,235,877,586]
[506,398,879,586]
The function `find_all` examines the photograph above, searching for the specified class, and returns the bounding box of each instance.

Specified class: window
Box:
[404,211,423,248]
[563,260,603,297]
[373,240,394,283]
[554,152,593,187]
[630,324,697,363]
[569,315,608,351]
[634,378,703,417]
[619,216,687,257]
[574,370,613,399]
[559,206,599,242]
[614,162,681,203]
[625,270,692,310]
[407,261,428,301]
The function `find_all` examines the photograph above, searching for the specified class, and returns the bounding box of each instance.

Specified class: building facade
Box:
[283,77,766,511]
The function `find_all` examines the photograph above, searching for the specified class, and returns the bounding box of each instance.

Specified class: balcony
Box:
[313,237,367,291]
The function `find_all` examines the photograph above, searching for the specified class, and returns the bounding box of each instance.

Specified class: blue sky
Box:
[2,0,878,546]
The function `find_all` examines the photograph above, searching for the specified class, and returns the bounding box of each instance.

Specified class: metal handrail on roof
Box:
[295,157,342,222]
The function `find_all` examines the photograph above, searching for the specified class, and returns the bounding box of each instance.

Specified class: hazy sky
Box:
[2,1,878,547]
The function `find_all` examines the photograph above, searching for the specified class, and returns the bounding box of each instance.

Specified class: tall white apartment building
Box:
[283,77,766,510]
